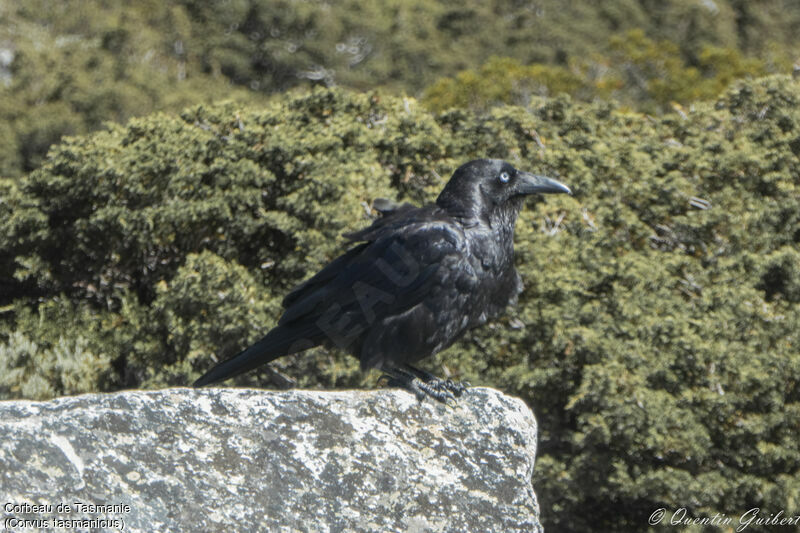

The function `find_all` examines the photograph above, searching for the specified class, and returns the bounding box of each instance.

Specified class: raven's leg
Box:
[402,364,470,397]
[381,366,456,403]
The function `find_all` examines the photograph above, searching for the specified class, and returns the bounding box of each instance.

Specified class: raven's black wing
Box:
[194,205,479,386]
[280,198,416,310]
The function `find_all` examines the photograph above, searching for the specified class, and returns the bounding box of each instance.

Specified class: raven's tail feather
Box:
[193,324,321,387]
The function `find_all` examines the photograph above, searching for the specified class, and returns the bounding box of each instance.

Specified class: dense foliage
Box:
[2,0,798,178]
[0,0,265,177]
[2,76,799,531]
[422,31,777,114]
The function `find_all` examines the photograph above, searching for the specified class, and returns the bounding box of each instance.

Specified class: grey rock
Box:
[0,387,541,532]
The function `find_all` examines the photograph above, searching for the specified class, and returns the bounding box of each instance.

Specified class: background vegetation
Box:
[2,0,799,178]
[2,1,799,532]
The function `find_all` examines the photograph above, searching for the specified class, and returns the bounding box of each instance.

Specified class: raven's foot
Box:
[403,364,470,397]
[380,365,470,403]
[384,375,455,403]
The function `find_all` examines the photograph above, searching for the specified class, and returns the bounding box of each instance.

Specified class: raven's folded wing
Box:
[279,219,466,328]
[195,208,478,386]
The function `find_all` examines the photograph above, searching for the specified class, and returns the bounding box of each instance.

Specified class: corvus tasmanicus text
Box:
[194,159,571,401]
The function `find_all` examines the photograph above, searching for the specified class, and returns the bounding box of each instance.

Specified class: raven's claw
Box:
[381,365,470,403]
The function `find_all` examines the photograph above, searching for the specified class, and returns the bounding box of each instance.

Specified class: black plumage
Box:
[194,159,571,401]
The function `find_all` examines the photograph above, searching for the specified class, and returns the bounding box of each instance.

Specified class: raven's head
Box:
[436,159,571,227]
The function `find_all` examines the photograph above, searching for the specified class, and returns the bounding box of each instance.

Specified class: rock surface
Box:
[0,387,541,532]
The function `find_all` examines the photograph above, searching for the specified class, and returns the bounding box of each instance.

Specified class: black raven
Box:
[194,159,571,401]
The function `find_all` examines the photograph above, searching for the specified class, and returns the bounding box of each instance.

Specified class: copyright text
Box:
[648,507,800,531]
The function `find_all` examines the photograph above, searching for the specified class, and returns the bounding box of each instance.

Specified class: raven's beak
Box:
[516,171,572,195]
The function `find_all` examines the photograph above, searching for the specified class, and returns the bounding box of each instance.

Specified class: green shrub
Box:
[3,1,799,178]
[0,307,112,400]
[141,250,277,387]
[0,1,263,177]
[422,31,782,115]
[423,57,590,113]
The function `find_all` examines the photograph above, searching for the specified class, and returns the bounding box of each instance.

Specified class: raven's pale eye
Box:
[499,171,511,183]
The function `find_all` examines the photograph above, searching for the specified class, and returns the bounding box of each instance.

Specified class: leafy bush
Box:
[0,311,111,400]
[423,56,591,114]
[423,31,781,114]
[2,78,799,531]
[0,1,263,177]
[3,1,799,178]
